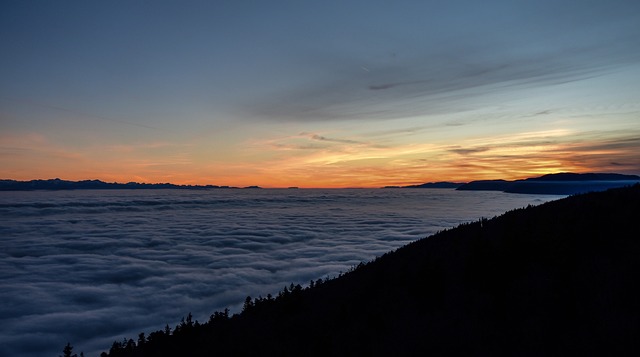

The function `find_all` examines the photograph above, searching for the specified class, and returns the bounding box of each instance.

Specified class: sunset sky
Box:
[2,0,639,188]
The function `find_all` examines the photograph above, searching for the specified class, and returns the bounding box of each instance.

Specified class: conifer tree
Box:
[60,342,77,357]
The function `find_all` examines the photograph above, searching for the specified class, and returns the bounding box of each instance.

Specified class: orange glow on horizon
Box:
[2,129,638,188]
[0,164,632,189]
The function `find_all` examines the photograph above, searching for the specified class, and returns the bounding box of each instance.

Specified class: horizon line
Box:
[3,171,640,190]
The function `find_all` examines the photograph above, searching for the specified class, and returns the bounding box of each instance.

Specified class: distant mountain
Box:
[525,172,640,181]
[404,181,465,189]
[457,172,640,194]
[0,179,246,191]
[96,184,640,357]
[453,179,512,191]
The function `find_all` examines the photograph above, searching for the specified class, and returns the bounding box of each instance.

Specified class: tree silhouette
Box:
[137,332,146,347]
[60,342,77,357]
[242,296,253,312]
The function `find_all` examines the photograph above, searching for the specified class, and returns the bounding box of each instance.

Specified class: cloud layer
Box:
[0,189,559,356]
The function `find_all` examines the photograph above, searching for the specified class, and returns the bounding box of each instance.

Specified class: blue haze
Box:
[0,189,561,356]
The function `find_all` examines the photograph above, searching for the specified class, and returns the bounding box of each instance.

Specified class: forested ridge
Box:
[74,184,638,356]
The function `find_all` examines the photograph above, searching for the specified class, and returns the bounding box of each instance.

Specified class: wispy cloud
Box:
[307,133,361,145]
[448,147,492,155]
[260,132,386,154]
[248,35,637,123]
[245,128,640,187]
[437,130,640,179]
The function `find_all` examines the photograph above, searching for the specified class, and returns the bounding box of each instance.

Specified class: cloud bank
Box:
[0,189,559,356]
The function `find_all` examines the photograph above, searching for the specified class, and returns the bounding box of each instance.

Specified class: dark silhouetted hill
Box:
[454,179,512,191]
[525,172,639,181]
[457,172,640,194]
[97,184,640,356]
[391,181,465,189]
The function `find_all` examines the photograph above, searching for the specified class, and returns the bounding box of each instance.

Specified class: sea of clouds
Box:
[0,188,560,356]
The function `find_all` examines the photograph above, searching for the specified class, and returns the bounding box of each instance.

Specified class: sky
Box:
[1,0,639,188]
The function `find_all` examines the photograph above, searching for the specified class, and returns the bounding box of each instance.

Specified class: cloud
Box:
[309,134,361,145]
[0,189,560,357]
[262,132,385,154]
[448,146,492,155]
[248,35,638,123]
[434,131,640,179]
[369,83,399,90]
[237,0,640,125]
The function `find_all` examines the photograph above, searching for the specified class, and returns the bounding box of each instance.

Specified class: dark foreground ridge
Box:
[457,172,640,194]
[87,183,640,357]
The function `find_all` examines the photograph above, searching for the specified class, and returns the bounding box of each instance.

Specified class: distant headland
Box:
[383,181,465,189]
[456,172,640,195]
[387,172,640,195]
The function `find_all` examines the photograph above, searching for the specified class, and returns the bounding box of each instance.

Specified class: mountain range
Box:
[6,172,637,193]
[0,178,255,190]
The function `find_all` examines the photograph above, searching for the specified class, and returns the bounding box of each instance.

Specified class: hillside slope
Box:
[102,184,640,356]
